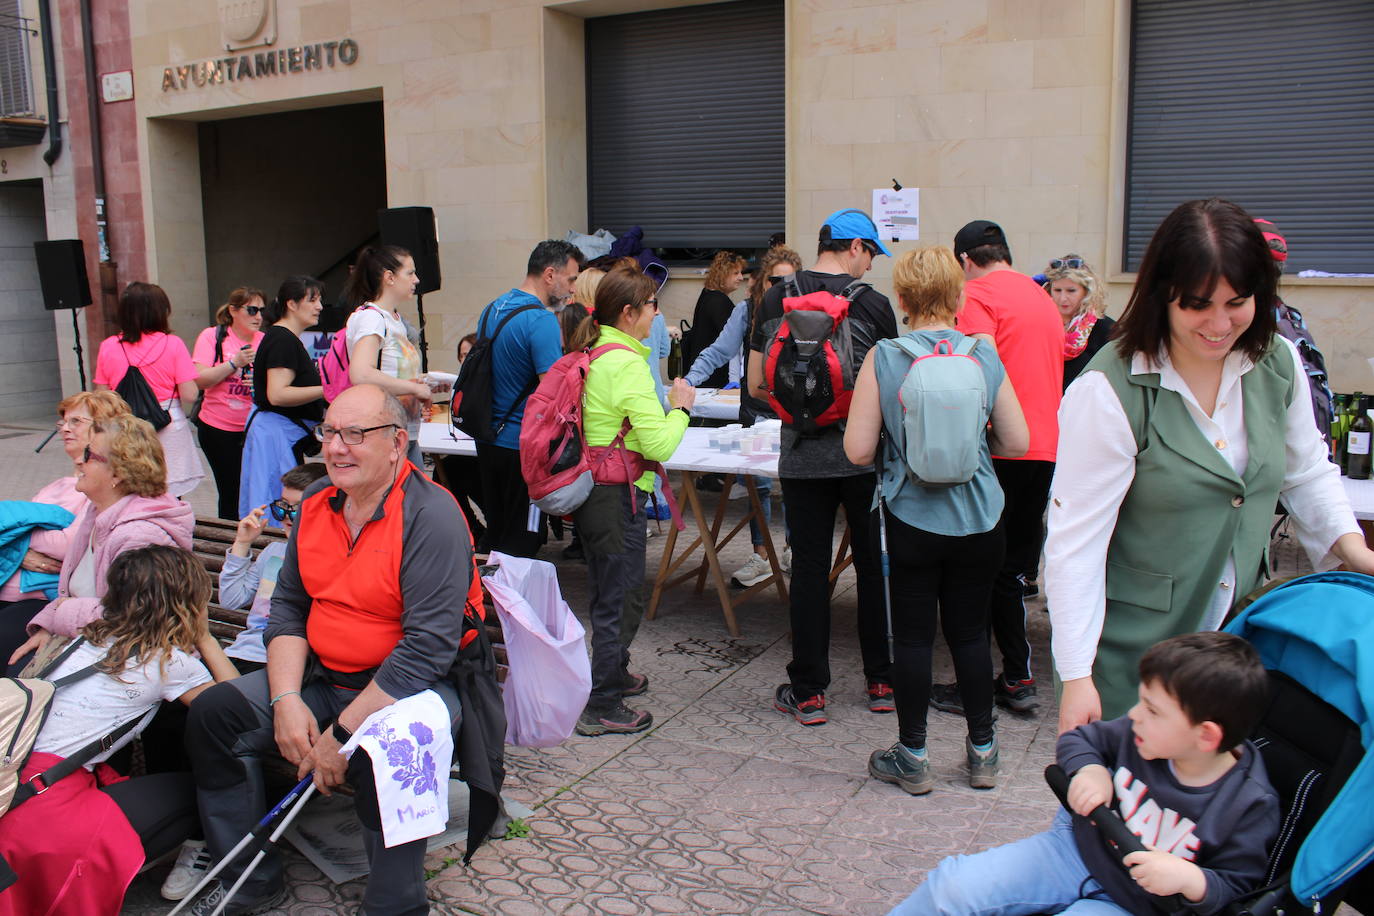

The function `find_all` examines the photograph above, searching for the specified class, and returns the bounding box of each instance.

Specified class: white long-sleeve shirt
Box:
[1045,336,1357,681]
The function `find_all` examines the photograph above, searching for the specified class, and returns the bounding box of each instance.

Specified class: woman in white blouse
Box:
[1045,198,1374,733]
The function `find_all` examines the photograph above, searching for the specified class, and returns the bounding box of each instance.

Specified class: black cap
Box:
[953,220,1008,259]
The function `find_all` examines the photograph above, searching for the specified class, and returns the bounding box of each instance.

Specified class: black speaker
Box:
[378,207,441,295]
[34,239,93,310]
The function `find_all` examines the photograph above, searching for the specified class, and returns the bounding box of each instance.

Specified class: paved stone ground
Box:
[0,420,1334,915]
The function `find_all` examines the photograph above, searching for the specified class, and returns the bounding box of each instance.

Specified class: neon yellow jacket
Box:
[582,325,689,491]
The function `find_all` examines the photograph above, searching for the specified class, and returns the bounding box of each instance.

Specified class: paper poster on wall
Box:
[872,189,920,242]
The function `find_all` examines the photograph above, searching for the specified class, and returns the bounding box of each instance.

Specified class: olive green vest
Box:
[1086,340,1294,718]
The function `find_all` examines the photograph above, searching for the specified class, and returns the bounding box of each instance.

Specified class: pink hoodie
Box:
[28,493,194,637]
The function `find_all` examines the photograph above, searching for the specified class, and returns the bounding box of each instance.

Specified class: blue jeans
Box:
[888,811,1130,915]
[748,475,786,547]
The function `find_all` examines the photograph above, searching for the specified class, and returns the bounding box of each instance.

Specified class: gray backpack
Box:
[889,336,988,487]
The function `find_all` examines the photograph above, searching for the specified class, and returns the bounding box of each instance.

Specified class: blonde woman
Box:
[1044,254,1114,391]
[844,245,1028,794]
[687,250,747,388]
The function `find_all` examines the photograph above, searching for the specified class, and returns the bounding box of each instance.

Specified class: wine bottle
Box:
[667,336,683,380]
[1347,395,1372,480]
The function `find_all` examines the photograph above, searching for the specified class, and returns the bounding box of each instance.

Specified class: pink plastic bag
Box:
[484,552,591,747]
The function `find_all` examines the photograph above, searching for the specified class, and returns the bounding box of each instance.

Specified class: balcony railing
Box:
[0,7,46,148]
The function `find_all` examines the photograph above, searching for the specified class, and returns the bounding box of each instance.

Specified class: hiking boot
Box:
[929,682,964,715]
[967,736,999,789]
[994,674,1039,714]
[869,743,934,795]
[160,838,211,900]
[575,703,653,736]
[773,684,826,726]
[187,881,288,916]
[622,672,649,697]
[731,553,772,588]
[866,681,896,713]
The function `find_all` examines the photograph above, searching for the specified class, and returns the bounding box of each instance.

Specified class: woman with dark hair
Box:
[237,276,325,517]
[93,281,204,497]
[565,265,694,737]
[687,250,747,388]
[341,245,432,464]
[437,332,487,550]
[1045,198,1374,731]
[192,286,265,519]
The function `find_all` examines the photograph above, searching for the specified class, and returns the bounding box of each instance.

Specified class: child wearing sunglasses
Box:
[218,463,329,673]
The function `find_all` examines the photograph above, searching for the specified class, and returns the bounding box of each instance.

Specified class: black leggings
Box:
[876,509,1004,748]
[100,771,199,861]
[196,420,247,521]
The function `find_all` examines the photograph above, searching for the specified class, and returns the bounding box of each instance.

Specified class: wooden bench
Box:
[192,517,507,679]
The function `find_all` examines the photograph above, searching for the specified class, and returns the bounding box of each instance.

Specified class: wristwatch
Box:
[674,406,690,417]
[331,721,353,745]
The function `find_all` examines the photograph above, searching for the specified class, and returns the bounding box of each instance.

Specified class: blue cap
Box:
[820,208,892,257]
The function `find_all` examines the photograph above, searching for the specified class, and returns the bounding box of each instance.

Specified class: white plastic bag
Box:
[484,551,591,747]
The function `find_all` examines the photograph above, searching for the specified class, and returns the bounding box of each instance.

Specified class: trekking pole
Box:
[168,774,315,916]
[878,493,895,665]
[209,781,318,916]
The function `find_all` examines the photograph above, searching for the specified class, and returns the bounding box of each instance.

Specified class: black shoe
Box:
[561,539,585,562]
[994,674,1039,714]
[929,682,964,716]
[1019,573,1039,598]
[187,882,288,916]
[695,474,724,492]
[622,672,649,697]
[575,703,653,736]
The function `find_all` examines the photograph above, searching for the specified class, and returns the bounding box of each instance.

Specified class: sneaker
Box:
[728,482,748,500]
[695,474,724,493]
[773,684,826,726]
[622,672,649,697]
[575,703,653,736]
[781,546,792,576]
[187,881,288,916]
[866,681,896,713]
[967,736,999,789]
[161,838,212,901]
[994,674,1039,714]
[869,743,934,795]
[646,523,656,538]
[1019,573,1039,598]
[731,553,772,588]
[929,682,964,715]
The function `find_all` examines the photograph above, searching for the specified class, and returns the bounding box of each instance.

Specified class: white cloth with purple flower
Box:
[337,689,454,848]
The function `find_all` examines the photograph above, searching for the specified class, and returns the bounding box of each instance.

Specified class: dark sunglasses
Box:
[269,498,299,522]
[767,275,791,285]
[1049,257,1085,270]
[244,305,264,317]
[81,445,107,464]
[860,240,880,257]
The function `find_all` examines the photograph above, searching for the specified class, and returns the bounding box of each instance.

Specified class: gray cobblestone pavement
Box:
[0,420,1330,915]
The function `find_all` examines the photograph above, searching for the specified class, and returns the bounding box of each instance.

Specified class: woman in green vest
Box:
[1045,198,1374,732]
[564,264,695,738]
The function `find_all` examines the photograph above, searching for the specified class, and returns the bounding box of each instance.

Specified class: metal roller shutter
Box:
[586,0,784,250]
[1125,0,1374,273]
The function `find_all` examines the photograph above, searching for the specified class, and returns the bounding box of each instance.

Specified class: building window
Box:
[585,0,784,255]
[1124,0,1374,274]
[0,2,37,118]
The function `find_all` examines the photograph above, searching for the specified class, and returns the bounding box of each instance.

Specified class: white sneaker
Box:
[161,838,212,900]
[782,546,792,575]
[646,523,656,539]
[728,482,749,500]
[731,553,773,588]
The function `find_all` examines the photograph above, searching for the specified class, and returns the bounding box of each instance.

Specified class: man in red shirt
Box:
[935,220,1063,714]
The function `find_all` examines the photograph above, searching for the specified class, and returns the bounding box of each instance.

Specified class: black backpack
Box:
[114,340,172,430]
[452,301,541,442]
[1274,298,1334,442]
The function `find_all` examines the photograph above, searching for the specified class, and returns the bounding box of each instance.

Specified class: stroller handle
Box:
[1044,765,1191,913]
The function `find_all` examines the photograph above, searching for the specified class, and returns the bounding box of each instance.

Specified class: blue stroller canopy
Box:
[1225,571,1374,904]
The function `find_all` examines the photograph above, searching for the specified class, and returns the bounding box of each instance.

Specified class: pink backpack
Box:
[519,343,682,527]
[317,305,382,402]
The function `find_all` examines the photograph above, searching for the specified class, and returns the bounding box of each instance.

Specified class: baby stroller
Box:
[1050,571,1374,915]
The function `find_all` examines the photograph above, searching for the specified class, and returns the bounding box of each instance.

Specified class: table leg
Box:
[694,472,735,595]
[679,470,741,636]
[747,477,789,604]
[828,524,853,599]
[646,471,687,622]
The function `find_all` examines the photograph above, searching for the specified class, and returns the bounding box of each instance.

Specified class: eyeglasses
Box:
[268,498,300,522]
[1049,257,1085,270]
[859,240,879,258]
[645,298,659,312]
[312,423,399,445]
[244,305,264,317]
[81,445,107,464]
[56,416,93,431]
[767,275,791,285]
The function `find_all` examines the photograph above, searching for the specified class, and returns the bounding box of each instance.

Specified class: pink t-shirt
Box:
[93,333,197,402]
[956,269,1064,462]
[192,326,264,432]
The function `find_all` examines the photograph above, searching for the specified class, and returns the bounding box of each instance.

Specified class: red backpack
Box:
[519,343,682,528]
[761,279,868,434]
[317,305,382,402]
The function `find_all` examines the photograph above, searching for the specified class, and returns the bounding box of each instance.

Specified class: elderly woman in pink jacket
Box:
[5,415,225,672]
